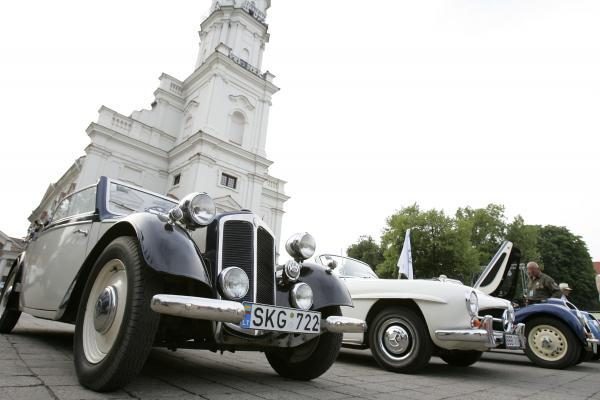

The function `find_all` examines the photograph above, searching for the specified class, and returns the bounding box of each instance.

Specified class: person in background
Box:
[526,261,561,304]
[558,282,572,301]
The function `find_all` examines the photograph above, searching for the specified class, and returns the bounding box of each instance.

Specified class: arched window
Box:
[230,111,245,145]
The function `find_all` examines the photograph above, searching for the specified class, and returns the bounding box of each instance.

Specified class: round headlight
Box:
[466,291,479,317]
[285,232,316,261]
[218,267,249,300]
[179,192,216,227]
[283,260,302,282]
[290,283,313,310]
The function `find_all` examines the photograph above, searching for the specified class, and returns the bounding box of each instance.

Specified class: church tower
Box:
[50,0,289,243]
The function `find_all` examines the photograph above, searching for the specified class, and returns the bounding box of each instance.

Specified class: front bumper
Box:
[150,294,367,334]
[435,316,497,348]
[435,316,526,350]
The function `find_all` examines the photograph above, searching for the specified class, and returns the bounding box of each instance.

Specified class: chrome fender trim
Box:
[151,294,245,324]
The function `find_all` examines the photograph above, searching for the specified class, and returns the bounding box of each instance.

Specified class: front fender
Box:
[516,303,588,345]
[109,213,211,286]
[276,262,353,310]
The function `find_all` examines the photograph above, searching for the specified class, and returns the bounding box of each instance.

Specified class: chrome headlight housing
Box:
[503,304,516,332]
[174,192,216,228]
[283,260,302,282]
[285,232,316,261]
[218,267,250,300]
[290,282,313,310]
[466,291,479,318]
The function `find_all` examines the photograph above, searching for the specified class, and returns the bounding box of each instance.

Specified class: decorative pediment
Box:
[184,99,200,114]
[228,94,255,111]
[213,195,243,212]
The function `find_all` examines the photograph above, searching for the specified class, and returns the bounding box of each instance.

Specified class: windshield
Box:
[318,255,379,279]
[108,182,177,215]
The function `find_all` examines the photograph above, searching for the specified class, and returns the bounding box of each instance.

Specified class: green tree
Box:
[346,235,383,270]
[377,204,479,281]
[455,204,507,264]
[506,215,541,263]
[535,225,598,309]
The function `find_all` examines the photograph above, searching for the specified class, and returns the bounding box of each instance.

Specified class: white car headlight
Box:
[178,192,216,227]
[285,232,316,261]
[218,267,249,300]
[466,291,479,317]
[290,283,313,310]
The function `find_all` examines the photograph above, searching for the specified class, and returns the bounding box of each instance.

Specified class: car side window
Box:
[69,187,97,216]
[52,187,97,221]
[52,197,72,221]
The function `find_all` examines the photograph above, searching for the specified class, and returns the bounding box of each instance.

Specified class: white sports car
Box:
[315,255,526,372]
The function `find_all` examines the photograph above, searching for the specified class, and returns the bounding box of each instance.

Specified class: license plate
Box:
[505,333,522,349]
[240,303,321,334]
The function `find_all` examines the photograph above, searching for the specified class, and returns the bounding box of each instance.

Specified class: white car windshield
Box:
[108,182,177,215]
[318,255,379,279]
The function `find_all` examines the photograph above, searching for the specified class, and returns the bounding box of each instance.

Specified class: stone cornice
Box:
[185,50,279,95]
[86,123,169,159]
[169,129,273,169]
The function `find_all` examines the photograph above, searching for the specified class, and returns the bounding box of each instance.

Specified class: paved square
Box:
[1,315,599,400]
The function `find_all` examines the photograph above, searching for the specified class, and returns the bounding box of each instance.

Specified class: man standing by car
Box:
[526,261,561,304]
[594,262,600,302]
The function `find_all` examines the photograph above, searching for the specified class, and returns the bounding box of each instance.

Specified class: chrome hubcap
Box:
[93,286,118,334]
[377,317,415,361]
[82,259,128,364]
[528,324,567,361]
[384,326,410,354]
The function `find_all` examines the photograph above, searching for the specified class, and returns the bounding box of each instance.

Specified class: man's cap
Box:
[559,283,572,291]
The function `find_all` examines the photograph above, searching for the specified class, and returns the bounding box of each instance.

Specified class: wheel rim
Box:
[377,317,415,361]
[0,272,16,317]
[528,324,568,362]
[83,259,128,364]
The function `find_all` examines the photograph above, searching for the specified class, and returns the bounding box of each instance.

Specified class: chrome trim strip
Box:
[151,294,245,323]
[322,316,367,333]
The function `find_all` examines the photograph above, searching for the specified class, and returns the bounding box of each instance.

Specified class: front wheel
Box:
[438,349,482,367]
[0,264,21,333]
[368,307,432,373]
[74,237,161,391]
[266,306,343,380]
[524,317,582,369]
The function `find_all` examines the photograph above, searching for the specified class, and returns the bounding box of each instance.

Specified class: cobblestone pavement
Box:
[1,315,599,400]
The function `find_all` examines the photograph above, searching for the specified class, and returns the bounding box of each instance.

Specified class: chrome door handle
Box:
[74,229,88,237]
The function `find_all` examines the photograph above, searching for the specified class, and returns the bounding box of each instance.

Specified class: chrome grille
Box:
[222,220,254,303]
[219,218,276,305]
[256,227,275,304]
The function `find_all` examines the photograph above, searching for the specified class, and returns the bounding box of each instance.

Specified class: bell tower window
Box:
[230,111,245,145]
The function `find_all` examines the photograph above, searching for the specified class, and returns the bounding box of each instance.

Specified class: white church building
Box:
[30,0,289,242]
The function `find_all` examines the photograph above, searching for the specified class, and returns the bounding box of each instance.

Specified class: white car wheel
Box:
[82,259,128,364]
[524,316,582,369]
[74,236,160,391]
[368,307,432,373]
[528,324,568,362]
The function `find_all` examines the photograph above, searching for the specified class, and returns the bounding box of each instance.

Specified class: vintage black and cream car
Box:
[0,177,365,391]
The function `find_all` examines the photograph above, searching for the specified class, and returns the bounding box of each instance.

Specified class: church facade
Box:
[30,0,289,242]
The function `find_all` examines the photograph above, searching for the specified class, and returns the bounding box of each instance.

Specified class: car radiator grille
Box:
[221,220,275,305]
[256,227,275,305]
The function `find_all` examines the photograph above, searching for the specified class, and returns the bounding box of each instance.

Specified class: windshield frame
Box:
[105,178,178,217]
[318,254,379,279]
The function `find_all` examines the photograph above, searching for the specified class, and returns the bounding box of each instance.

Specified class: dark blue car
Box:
[474,241,599,369]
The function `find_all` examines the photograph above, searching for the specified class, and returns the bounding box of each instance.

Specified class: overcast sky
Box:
[0,1,599,261]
